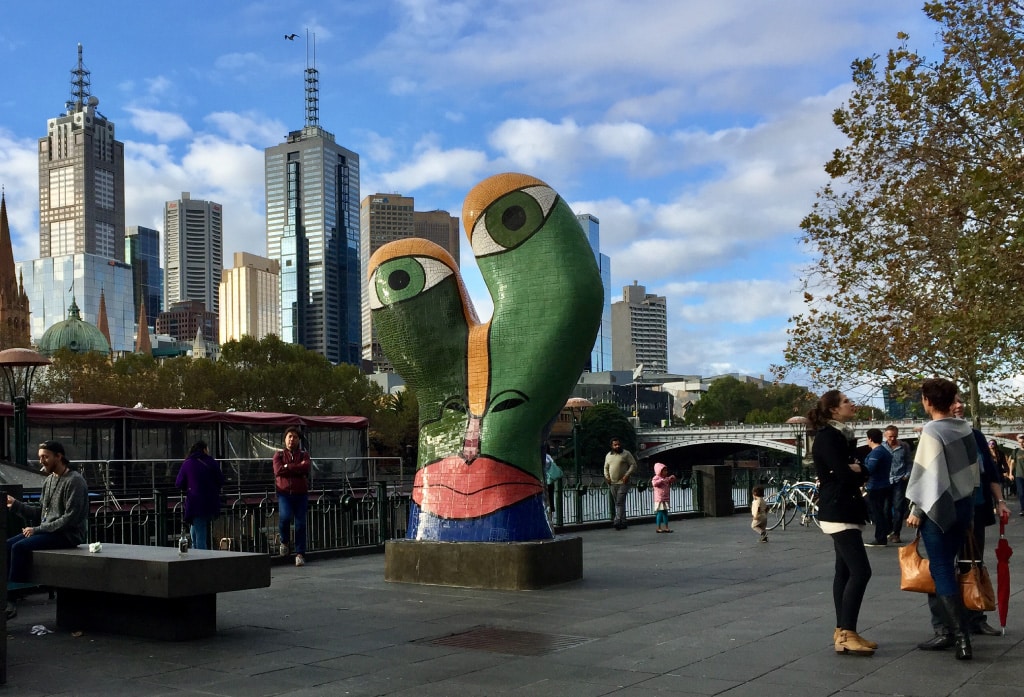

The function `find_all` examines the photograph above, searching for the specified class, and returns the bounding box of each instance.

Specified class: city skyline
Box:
[0,2,937,390]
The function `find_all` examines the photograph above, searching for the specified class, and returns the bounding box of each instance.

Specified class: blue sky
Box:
[0,1,938,387]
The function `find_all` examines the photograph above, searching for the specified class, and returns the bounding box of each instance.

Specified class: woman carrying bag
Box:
[906,378,979,661]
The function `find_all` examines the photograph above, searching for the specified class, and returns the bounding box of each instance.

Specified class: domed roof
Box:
[38,298,111,356]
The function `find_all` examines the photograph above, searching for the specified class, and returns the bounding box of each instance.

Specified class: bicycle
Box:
[783,480,820,529]
[765,479,820,530]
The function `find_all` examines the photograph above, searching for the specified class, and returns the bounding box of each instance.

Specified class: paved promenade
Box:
[6,513,1024,696]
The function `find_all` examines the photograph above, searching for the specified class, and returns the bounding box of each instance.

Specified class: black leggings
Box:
[831,529,873,631]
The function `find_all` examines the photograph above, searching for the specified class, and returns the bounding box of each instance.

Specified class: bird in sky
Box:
[284,33,298,40]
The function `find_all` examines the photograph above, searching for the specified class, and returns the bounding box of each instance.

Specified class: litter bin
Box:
[693,465,734,517]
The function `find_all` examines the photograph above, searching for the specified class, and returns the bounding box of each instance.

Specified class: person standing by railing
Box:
[274,427,310,567]
[604,437,636,531]
[175,441,224,550]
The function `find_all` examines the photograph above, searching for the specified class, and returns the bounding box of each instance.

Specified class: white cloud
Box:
[666,279,804,324]
[376,140,490,191]
[205,111,287,145]
[125,108,193,142]
[0,128,42,260]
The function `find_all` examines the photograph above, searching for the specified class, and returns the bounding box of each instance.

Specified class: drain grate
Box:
[421,626,592,656]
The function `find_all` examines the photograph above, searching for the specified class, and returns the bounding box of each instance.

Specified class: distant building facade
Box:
[15,254,134,352]
[155,299,217,344]
[612,281,668,374]
[38,44,125,262]
[125,225,162,329]
[164,193,222,340]
[219,252,281,344]
[413,209,460,265]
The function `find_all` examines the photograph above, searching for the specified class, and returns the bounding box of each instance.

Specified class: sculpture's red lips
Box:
[413,456,543,519]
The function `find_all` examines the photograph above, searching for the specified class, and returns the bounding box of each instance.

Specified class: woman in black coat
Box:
[809,390,874,656]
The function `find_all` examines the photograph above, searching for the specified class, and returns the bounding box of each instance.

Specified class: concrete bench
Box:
[29,544,271,640]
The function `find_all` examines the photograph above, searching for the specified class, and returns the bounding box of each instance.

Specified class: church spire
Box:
[135,298,152,355]
[0,193,31,348]
[97,289,111,353]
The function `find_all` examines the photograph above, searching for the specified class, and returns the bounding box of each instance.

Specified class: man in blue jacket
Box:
[863,428,893,547]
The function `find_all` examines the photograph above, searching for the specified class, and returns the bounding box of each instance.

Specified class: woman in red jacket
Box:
[274,427,311,567]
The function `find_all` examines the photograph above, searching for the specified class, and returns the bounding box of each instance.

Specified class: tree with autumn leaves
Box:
[782,1,1024,423]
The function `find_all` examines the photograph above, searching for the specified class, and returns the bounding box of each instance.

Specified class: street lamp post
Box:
[0,348,51,466]
[565,397,593,526]
[786,416,809,477]
[632,363,644,430]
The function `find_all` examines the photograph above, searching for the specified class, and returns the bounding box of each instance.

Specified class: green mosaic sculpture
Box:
[368,173,603,541]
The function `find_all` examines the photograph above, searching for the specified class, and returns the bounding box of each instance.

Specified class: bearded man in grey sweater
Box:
[5,440,88,619]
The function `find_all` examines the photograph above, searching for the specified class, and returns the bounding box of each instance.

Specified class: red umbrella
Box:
[996,516,1013,634]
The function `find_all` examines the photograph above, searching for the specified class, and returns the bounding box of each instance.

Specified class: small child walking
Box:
[751,485,768,542]
[652,462,677,533]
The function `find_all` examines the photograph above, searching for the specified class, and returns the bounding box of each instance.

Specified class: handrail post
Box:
[153,489,167,547]
[375,480,387,545]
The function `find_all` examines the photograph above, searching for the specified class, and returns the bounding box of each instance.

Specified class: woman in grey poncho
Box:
[906,378,978,661]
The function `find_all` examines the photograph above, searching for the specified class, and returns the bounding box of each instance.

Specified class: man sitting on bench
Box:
[5,440,89,620]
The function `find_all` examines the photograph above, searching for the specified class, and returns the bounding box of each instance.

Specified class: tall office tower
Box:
[125,225,163,329]
[265,50,361,365]
[576,213,611,373]
[38,44,125,261]
[164,193,222,338]
[359,194,461,371]
[219,252,281,344]
[611,281,668,374]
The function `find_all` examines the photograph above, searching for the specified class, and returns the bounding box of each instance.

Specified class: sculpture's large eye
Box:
[471,185,557,257]
[369,256,453,310]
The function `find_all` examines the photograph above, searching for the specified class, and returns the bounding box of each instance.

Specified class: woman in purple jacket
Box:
[175,441,224,550]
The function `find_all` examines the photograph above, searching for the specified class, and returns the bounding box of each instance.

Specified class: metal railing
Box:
[18,459,806,552]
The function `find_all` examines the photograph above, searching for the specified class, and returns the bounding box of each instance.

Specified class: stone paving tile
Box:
[4,513,1024,696]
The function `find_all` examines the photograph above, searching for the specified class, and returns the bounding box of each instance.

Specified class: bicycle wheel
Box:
[782,497,799,527]
[766,495,787,530]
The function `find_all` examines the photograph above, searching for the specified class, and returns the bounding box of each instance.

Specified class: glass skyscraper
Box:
[15,254,134,352]
[265,127,361,365]
[125,225,162,329]
[577,214,612,373]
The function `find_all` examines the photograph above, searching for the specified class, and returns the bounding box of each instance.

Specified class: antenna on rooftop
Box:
[67,43,92,113]
[304,29,319,128]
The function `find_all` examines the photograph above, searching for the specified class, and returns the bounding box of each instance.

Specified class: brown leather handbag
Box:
[959,532,996,611]
[899,533,936,594]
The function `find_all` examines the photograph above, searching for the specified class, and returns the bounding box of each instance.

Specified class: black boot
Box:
[917,632,954,650]
[937,595,972,660]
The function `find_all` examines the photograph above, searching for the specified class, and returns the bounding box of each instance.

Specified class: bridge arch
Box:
[640,438,797,460]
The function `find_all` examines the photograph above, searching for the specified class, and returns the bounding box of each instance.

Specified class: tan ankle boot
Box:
[835,629,876,656]
[834,627,877,649]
